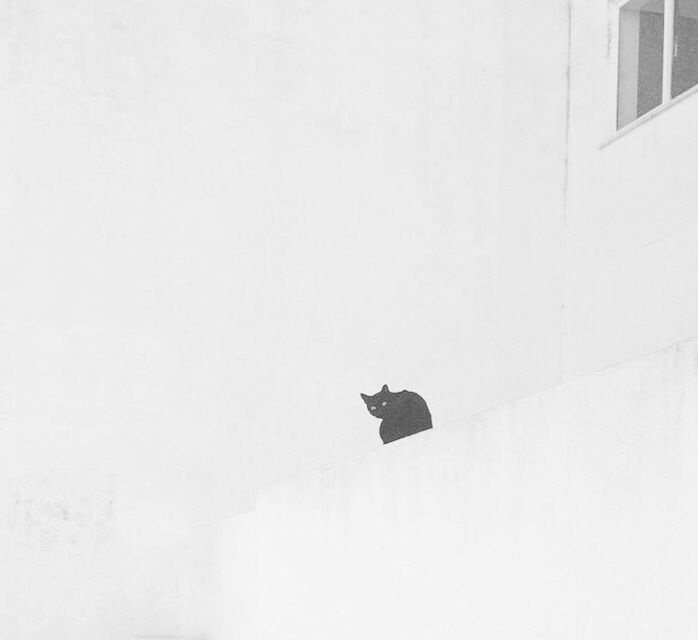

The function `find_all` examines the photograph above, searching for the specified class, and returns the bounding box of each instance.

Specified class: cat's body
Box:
[360,385,432,444]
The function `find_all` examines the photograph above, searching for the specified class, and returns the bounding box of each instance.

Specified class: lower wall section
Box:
[212,339,698,639]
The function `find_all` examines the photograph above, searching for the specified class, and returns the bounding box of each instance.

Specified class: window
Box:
[672,1,698,96]
[617,0,698,129]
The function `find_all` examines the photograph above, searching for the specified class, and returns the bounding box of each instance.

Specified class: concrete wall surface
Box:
[0,0,571,525]
[0,469,216,640]
[564,0,698,378]
[212,337,698,639]
[4,0,698,637]
[0,1,568,636]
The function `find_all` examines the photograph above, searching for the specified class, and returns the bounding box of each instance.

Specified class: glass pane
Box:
[672,0,698,97]
[618,0,665,129]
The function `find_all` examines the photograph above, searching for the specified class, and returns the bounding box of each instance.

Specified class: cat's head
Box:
[360,384,392,419]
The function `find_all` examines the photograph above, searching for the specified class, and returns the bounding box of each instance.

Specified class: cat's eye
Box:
[370,406,376,411]
[381,401,387,406]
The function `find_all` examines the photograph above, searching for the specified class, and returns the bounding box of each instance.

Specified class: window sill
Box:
[601,82,698,149]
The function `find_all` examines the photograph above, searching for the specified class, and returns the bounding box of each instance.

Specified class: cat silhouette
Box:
[360,385,432,444]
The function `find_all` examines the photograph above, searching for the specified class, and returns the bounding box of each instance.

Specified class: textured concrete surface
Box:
[213,338,698,639]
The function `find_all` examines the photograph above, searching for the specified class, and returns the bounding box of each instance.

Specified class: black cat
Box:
[360,385,433,444]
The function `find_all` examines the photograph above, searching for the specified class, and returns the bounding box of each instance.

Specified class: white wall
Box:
[7,0,698,636]
[1,1,569,636]
[214,337,698,639]
[0,468,216,640]
[564,0,698,378]
[0,0,571,518]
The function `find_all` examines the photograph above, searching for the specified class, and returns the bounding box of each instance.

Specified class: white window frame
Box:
[605,0,698,144]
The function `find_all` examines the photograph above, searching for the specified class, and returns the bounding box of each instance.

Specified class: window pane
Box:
[618,0,665,129]
[672,0,698,97]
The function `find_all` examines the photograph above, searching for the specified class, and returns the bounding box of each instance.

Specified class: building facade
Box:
[3,0,698,638]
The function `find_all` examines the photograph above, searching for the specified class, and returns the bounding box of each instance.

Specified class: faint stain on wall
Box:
[7,471,116,555]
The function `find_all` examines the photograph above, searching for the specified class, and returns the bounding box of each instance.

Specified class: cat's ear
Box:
[360,393,369,403]
[381,384,389,393]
